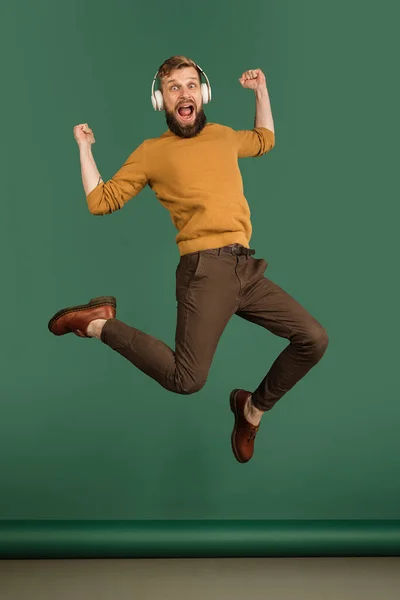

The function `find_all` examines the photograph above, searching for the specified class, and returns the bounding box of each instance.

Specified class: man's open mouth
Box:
[177,104,195,120]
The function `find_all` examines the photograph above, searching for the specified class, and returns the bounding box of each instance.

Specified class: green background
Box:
[0,0,398,522]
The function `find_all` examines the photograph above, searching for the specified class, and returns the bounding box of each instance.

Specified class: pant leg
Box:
[101,250,240,394]
[235,256,329,411]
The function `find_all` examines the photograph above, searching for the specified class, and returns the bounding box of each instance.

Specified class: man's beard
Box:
[165,106,207,138]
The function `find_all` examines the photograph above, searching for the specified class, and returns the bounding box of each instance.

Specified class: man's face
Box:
[161,66,207,138]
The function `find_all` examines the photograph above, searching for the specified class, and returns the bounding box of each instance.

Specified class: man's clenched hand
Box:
[73,123,96,147]
[239,69,267,91]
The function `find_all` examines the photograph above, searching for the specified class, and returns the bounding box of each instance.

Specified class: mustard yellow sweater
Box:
[86,123,275,255]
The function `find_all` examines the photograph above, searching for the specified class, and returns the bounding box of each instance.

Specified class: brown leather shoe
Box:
[48,296,117,337]
[230,389,260,463]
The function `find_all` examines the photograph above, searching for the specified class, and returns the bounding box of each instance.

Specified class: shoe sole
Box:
[48,296,117,333]
[230,388,247,464]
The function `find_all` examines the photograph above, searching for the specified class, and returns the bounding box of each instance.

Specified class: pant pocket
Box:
[260,258,268,273]
[250,256,268,274]
[176,252,204,294]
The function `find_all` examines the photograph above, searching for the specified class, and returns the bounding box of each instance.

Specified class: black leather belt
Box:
[220,244,255,256]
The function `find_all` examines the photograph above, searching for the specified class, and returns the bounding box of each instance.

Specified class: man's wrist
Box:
[79,143,93,156]
[254,87,269,100]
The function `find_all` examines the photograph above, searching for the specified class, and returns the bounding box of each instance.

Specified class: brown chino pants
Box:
[101,244,328,411]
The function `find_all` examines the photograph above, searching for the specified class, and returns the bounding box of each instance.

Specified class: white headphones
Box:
[151,63,212,111]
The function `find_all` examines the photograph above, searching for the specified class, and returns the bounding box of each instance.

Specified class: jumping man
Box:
[48,56,329,463]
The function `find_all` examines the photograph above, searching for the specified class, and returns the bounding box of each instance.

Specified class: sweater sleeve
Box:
[235,127,275,158]
[86,142,148,215]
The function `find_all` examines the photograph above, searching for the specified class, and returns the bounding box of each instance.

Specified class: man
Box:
[48,56,328,463]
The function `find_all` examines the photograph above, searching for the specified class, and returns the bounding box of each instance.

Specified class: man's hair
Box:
[157,56,201,86]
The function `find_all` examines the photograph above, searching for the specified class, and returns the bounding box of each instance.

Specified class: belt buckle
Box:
[226,244,255,256]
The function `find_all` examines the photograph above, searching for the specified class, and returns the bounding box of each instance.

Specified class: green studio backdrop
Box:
[0,0,399,557]
[1,521,400,559]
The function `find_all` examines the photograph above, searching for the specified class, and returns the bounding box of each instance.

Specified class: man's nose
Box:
[179,87,193,98]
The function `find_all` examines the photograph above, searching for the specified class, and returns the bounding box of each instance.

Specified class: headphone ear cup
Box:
[201,82,211,104]
[152,89,164,111]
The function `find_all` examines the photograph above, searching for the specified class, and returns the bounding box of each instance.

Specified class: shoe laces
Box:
[247,427,258,442]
